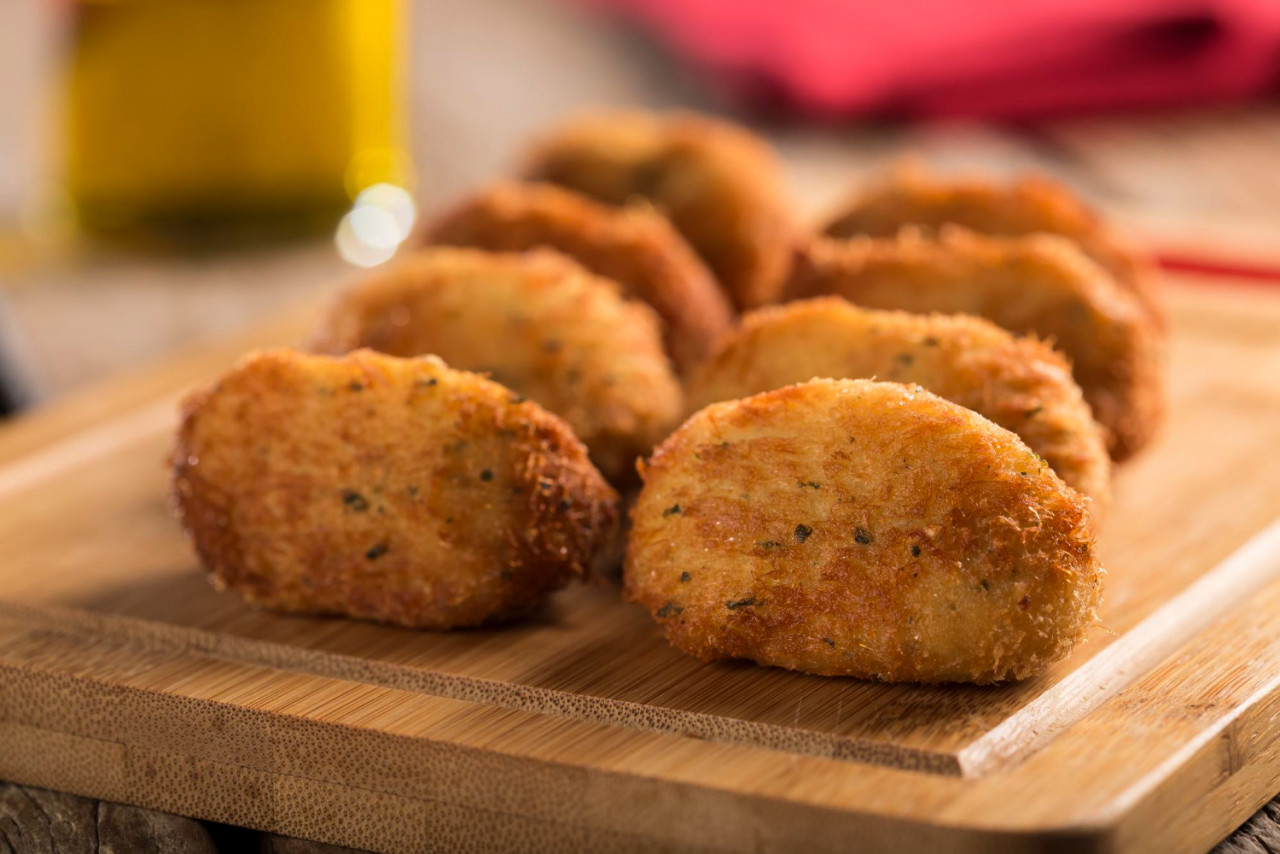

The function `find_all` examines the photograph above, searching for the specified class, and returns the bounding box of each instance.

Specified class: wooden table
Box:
[1,1,1279,852]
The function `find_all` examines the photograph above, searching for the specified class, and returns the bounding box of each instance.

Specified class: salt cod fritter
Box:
[523,109,794,311]
[171,349,619,629]
[787,228,1164,460]
[686,298,1111,511]
[625,379,1102,683]
[421,181,734,373]
[310,247,683,484]
[822,163,1165,328]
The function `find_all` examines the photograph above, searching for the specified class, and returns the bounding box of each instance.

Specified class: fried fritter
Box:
[310,247,682,483]
[686,298,1111,510]
[523,110,794,310]
[625,379,1101,683]
[822,163,1165,327]
[787,228,1164,460]
[420,181,733,372]
[171,349,619,629]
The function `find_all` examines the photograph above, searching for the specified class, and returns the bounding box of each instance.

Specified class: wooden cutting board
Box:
[0,274,1278,854]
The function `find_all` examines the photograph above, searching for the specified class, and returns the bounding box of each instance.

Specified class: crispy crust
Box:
[522,110,794,311]
[420,181,733,373]
[625,379,1102,683]
[822,163,1165,328]
[171,349,619,629]
[787,228,1164,460]
[310,247,682,484]
[686,298,1111,512]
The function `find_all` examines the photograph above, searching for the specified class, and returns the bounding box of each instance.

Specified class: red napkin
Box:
[586,0,1280,118]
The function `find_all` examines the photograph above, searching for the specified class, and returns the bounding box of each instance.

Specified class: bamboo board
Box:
[0,276,1278,854]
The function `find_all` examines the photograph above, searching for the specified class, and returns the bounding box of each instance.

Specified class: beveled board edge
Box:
[0,600,961,774]
[960,517,1280,776]
[5,561,1280,854]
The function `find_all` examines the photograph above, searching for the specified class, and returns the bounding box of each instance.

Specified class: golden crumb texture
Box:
[788,228,1164,459]
[523,109,794,311]
[822,161,1164,328]
[421,181,733,373]
[171,348,619,629]
[686,297,1111,511]
[310,247,682,484]
[625,378,1101,683]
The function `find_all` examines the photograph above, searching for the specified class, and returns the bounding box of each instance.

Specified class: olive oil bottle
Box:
[62,0,410,239]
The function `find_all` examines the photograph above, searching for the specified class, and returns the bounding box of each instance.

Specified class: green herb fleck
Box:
[1025,405,1043,418]
[341,490,369,512]
[726,597,758,610]
[979,579,991,591]
[794,524,813,544]
[822,637,836,648]
[922,336,940,346]
[679,571,691,583]
[656,601,683,618]
[854,527,874,545]
[910,544,921,558]
[758,540,783,550]
[557,499,571,512]
[798,481,821,490]
[348,381,364,392]
[365,543,388,560]
[480,469,494,482]
[896,353,915,367]
[663,504,682,518]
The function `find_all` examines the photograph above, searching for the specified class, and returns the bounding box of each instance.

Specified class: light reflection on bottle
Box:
[335,182,416,267]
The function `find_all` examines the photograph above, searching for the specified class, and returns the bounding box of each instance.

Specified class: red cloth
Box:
[587,0,1280,118]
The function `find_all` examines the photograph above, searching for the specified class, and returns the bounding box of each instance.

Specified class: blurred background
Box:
[1,0,1278,417]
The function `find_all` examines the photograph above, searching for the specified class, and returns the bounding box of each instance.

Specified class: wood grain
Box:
[0,781,97,854]
[1215,800,1280,853]
[0,277,1277,853]
[0,780,357,853]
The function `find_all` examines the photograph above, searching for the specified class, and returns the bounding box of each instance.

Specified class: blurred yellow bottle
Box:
[63,0,410,238]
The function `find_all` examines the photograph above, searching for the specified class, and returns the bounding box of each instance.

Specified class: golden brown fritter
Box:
[686,298,1111,511]
[420,181,733,373]
[625,379,1101,683]
[311,247,682,484]
[171,349,619,629]
[822,163,1165,328]
[787,228,1164,460]
[522,110,794,311]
